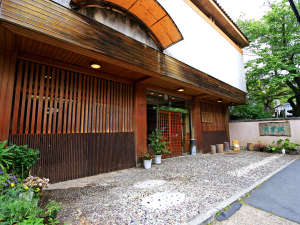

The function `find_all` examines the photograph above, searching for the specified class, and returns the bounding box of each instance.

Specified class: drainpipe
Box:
[189,101,197,155]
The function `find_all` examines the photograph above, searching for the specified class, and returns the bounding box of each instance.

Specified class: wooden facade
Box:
[10,59,133,135]
[0,0,246,182]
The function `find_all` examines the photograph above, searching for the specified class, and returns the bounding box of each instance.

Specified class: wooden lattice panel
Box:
[159,111,182,157]
[10,59,133,135]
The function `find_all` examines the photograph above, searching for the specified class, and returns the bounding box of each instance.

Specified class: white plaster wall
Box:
[229,120,300,146]
[158,0,246,91]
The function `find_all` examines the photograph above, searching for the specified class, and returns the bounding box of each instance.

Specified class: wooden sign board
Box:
[259,121,291,137]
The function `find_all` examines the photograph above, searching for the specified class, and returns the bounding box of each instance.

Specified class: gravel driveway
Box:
[45,151,299,225]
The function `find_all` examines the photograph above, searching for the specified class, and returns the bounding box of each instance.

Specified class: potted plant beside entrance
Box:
[149,129,170,165]
[142,152,153,169]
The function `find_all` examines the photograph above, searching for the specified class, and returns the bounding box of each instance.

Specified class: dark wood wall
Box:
[9,133,135,183]
[134,84,147,158]
[199,102,229,153]
[192,101,229,153]
[0,51,16,141]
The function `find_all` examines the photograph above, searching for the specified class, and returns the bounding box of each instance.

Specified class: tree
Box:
[237,0,300,116]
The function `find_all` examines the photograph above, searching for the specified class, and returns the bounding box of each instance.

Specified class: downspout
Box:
[189,100,197,155]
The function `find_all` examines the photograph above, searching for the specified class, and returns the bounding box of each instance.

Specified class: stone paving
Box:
[212,204,298,225]
[45,151,299,225]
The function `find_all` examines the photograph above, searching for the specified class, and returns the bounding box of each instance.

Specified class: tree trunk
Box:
[286,77,300,116]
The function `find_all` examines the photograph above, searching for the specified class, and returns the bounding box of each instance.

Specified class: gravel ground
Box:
[45,151,299,225]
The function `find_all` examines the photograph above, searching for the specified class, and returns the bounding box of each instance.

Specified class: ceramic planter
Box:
[143,159,152,169]
[154,155,162,164]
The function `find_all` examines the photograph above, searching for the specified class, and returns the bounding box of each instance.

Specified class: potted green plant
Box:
[149,129,170,165]
[142,152,153,169]
[266,143,278,153]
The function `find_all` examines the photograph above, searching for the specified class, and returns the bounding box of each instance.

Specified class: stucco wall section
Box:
[159,0,246,92]
[229,119,300,146]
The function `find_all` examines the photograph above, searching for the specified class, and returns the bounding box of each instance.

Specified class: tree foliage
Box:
[233,0,300,119]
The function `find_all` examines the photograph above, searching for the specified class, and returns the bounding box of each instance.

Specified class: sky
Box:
[216,0,271,21]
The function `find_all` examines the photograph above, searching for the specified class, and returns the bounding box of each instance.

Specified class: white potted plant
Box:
[149,129,170,165]
[142,152,153,169]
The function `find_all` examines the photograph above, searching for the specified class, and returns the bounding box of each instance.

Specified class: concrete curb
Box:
[185,158,298,225]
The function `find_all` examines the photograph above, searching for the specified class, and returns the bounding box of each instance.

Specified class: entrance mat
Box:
[245,159,300,223]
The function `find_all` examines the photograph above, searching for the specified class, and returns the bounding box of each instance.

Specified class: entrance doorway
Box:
[146,90,190,157]
[158,110,182,157]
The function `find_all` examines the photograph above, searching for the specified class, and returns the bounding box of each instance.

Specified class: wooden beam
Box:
[134,76,152,84]
[17,52,133,84]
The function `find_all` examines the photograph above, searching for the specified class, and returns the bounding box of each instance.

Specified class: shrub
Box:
[0,184,43,225]
[42,201,62,225]
[266,144,278,153]
[0,141,14,172]
[0,141,40,179]
[277,139,300,154]
[0,179,61,225]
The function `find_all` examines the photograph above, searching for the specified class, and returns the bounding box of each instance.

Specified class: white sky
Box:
[216,0,271,21]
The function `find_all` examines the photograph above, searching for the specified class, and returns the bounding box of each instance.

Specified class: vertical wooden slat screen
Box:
[10,59,133,135]
[200,102,226,131]
[9,58,136,182]
[199,102,228,153]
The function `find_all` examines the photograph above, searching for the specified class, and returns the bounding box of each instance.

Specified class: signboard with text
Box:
[259,121,291,136]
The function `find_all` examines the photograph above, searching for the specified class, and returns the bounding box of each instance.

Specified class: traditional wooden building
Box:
[0,0,249,182]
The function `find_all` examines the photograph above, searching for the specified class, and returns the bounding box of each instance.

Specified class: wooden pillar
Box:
[191,97,202,153]
[224,105,230,142]
[0,51,16,141]
[134,84,147,159]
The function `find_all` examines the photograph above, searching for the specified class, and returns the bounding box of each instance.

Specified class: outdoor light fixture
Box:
[158,94,163,97]
[217,98,223,103]
[89,62,101,69]
[177,88,184,92]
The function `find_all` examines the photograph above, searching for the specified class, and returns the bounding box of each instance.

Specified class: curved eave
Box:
[71,0,184,49]
[190,0,249,48]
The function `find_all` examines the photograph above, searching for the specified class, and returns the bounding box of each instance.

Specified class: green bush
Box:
[0,141,40,179]
[277,139,300,154]
[0,180,61,225]
[0,141,14,172]
[0,184,42,225]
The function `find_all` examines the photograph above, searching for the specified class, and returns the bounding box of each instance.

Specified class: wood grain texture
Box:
[0,0,246,104]
[9,132,136,183]
[10,59,133,135]
[134,84,147,158]
[0,52,16,141]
